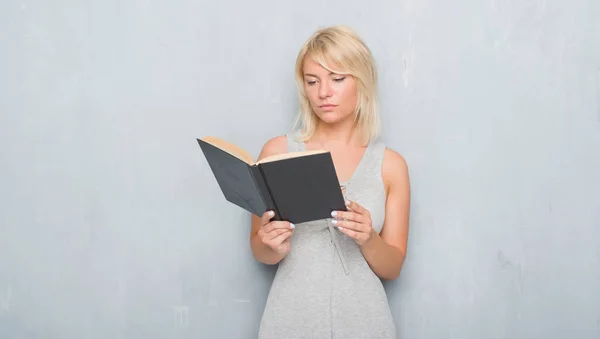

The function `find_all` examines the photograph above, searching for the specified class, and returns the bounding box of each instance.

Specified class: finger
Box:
[277,235,293,252]
[274,241,290,254]
[264,220,295,233]
[270,229,294,245]
[331,210,364,223]
[345,200,367,215]
[261,210,275,225]
[332,218,365,232]
[263,228,290,241]
[338,226,360,240]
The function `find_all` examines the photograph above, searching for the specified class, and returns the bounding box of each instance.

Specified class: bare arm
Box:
[249,136,293,265]
[335,148,410,280]
[361,148,410,280]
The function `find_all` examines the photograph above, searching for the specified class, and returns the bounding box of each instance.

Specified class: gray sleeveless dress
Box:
[258,131,397,339]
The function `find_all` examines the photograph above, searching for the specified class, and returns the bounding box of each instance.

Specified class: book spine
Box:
[249,165,280,220]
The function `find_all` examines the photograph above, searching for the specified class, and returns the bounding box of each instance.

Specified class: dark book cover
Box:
[197,138,347,224]
[258,152,347,224]
[248,165,279,219]
[197,139,267,216]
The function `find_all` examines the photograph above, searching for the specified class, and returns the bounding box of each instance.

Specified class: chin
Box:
[315,111,350,124]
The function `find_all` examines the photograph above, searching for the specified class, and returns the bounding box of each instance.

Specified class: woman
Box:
[250,25,410,338]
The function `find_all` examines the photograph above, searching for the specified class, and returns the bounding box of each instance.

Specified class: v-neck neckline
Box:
[301,139,372,186]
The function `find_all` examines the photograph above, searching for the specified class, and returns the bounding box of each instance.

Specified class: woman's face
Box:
[302,57,358,125]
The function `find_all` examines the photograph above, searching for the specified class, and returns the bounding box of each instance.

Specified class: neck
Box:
[311,119,363,148]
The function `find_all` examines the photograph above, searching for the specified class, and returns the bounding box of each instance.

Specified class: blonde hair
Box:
[292,25,380,146]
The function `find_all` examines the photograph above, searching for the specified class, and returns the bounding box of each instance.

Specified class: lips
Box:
[320,104,337,108]
[319,104,337,112]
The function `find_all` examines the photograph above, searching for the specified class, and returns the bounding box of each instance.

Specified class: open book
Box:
[197,136,347,224]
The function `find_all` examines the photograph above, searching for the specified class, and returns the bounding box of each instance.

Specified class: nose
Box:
[318,81,332,99]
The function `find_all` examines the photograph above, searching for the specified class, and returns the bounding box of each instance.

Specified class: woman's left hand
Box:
[331,200,375,246]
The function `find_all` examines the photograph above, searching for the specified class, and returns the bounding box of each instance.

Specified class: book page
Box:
[200,136,255,164]
[257,150,328,164]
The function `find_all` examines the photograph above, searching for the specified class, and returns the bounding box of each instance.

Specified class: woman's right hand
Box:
[257,211,295,255]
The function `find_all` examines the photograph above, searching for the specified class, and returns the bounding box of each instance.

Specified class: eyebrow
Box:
[303,72,337,77]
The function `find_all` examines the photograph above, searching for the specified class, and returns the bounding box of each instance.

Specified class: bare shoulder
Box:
[382,147,410,193]
[257,135,288,161]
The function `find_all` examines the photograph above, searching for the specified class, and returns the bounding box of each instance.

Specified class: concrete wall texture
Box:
[1,0,599,338]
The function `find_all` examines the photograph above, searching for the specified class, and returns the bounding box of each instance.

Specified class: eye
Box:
[306,80,317,86]
[333,77,346,82]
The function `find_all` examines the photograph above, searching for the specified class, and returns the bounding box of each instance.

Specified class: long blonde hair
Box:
[292,25,380,146]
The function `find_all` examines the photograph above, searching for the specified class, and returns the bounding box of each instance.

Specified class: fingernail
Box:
[331,211,337,217]
[331,219,337,225]
[345,200,350,206]
[269,211,274,217]
[290,223,295,229]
